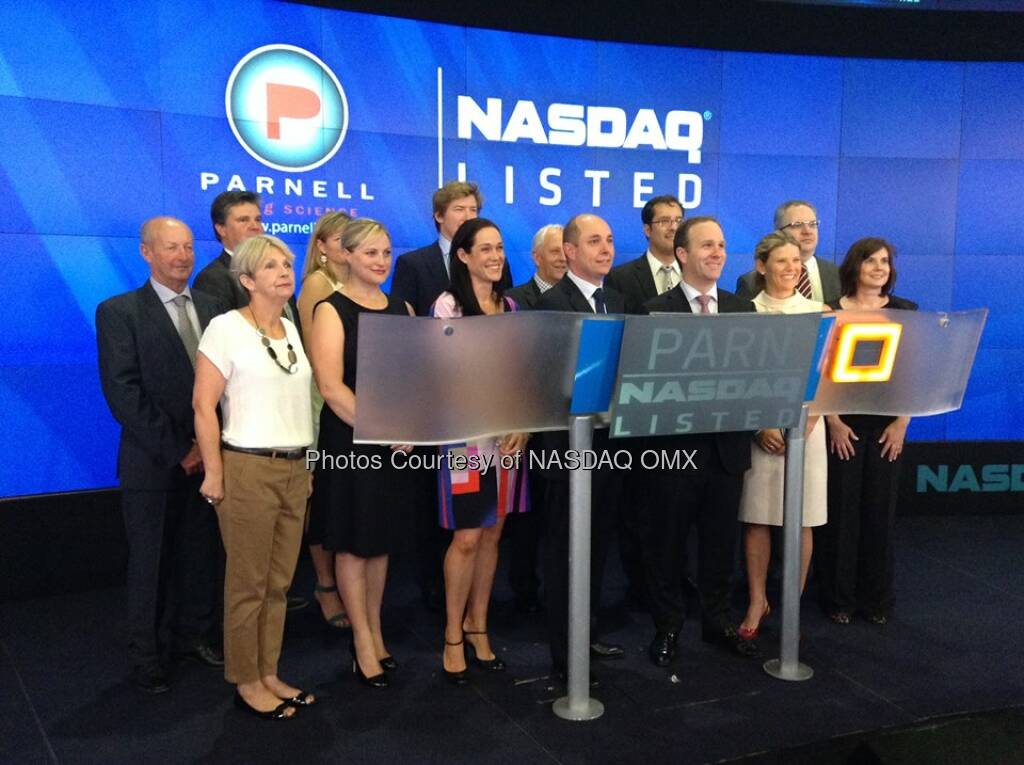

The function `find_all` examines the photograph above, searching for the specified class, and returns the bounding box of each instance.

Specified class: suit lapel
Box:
[563,278,594,314]
[634,258,658,301]
[427,242,448,291]
[140,282,192,368]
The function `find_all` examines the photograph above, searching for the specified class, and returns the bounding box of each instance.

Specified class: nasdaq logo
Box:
[917,464,1024,493]
[226,44,348,172]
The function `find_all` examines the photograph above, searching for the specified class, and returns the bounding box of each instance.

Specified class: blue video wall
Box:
[0,0,1021,497]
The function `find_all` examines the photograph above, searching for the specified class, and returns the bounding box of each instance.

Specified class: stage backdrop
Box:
[0,0,1021,498]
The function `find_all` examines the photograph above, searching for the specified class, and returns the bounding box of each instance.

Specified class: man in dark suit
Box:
[192,190,264,309]
[505,223,566,310]
[96,217,224,693]
[735,200,840,303]
[536,214,626,679]
[641,216,759,667]
[604,195,685,609]
[391,180,513,316]
[605,194,684,314]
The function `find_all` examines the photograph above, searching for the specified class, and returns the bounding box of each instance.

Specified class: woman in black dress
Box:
[817,237,917,626]
[309,218,412,688]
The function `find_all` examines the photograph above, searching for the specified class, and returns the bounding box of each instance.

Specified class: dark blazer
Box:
[605,253,659,314]
[504,278,544,310]
[535,273,626,314]
[392,240,515,316]
[641,284,756,475]
[735,255,841,304]
[96,282,222,490]
[193,250,249,310]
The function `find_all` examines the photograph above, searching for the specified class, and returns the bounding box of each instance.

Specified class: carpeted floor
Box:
[2,514,1022,764]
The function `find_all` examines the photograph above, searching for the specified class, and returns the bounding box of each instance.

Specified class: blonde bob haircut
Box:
[340,217,390,254]
[231,234,295,292]
[302,210,352,281]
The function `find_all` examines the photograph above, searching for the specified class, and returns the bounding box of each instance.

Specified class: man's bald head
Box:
[562,214,614,286]
[139,216,195,293]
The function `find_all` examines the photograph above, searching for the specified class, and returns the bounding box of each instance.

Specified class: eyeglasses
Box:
[781,220,820,231]
[651,217,683,228]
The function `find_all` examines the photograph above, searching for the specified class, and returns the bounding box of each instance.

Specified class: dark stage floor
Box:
[2,514,1023,764]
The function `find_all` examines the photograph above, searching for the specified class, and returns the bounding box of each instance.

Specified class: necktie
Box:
[592,287,607,314]
[658,265,678,295]
[171,295,199,367]
[796,264,813,299]
[695,293,712,314]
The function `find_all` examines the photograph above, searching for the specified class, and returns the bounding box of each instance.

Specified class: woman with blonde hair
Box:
[194,234,314,719]
[309,218,413,689]
[297,211,352,631]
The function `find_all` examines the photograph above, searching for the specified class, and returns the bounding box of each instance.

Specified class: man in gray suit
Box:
[735,200,840,303]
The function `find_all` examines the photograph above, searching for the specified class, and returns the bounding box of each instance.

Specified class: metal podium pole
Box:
[764,403,814,682]
[553,415,605,721]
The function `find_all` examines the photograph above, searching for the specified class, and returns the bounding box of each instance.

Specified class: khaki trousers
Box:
[216,449,309,684]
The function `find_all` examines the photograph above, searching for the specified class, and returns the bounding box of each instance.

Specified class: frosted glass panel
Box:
[354,312,586,444]
[809,308,987,417]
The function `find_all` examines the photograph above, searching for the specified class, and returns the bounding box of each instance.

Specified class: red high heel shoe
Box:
[738,604,771,641]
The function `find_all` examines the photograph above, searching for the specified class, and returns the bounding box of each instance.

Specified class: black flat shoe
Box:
[443,639,469,685]
[349,641,388,688]
[280,690,316,707]
[233,691,295,720]
[132,663,170,694]
[379,656,398,672]
[590,641,624,660]
[463,630,505,672]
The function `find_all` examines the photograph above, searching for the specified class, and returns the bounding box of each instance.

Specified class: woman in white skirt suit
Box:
[737,230,827,643]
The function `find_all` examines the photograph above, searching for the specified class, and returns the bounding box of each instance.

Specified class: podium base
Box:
[763,658,814,681]
[553,696,605,721]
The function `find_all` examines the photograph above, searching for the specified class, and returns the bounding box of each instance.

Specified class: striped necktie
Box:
[796,264,813,299]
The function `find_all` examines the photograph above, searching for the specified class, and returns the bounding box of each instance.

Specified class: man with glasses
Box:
[735,200,840,304]
[606,195,685,314]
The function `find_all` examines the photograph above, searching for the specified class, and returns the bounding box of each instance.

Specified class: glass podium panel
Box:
[809,308,987,417]
[354,312,586,444]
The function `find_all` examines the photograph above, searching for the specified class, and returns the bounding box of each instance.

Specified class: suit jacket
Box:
[504,278,544,311]
[825,294,918,312]
[534,275,625,479]
[735,255,841,304]
[96,282,223,490]
[641,285,756,475]
[391,240,515,316]
[605,253,659,315]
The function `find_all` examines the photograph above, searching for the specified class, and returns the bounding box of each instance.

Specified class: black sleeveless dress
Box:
[311,291,410,557]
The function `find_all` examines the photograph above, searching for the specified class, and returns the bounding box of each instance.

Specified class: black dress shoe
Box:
[175,643,224,667]
[286,595,308,612]
[589,641,624,660]
[132,663,170,694]
[702,626,759,658]
[649,631,678,667]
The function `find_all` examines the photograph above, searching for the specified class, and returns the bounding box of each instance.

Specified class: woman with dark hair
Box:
[431,217,529,685]
[817,237,917,626]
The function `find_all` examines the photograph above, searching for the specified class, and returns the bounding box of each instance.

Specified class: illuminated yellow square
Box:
[831,322,902,383]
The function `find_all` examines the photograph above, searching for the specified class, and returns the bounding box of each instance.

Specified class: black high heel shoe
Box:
[443,639,468,686]
[349,640,388,688]
[463,629,506,672]
[233,691,295,720]
[379,656,398,672]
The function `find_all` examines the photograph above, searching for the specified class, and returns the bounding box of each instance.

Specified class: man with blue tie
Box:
[536,214,626,680]
[96,217,224,693]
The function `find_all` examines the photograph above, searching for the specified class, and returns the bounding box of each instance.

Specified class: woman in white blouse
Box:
[737,230,827,644]
[194,234,314,720]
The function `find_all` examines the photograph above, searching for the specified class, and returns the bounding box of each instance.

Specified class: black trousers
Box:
[506,469,546,600]
[544,467,623,669]
[815,415,902,615]
[641,441,743,635]
[121,472,220,669]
